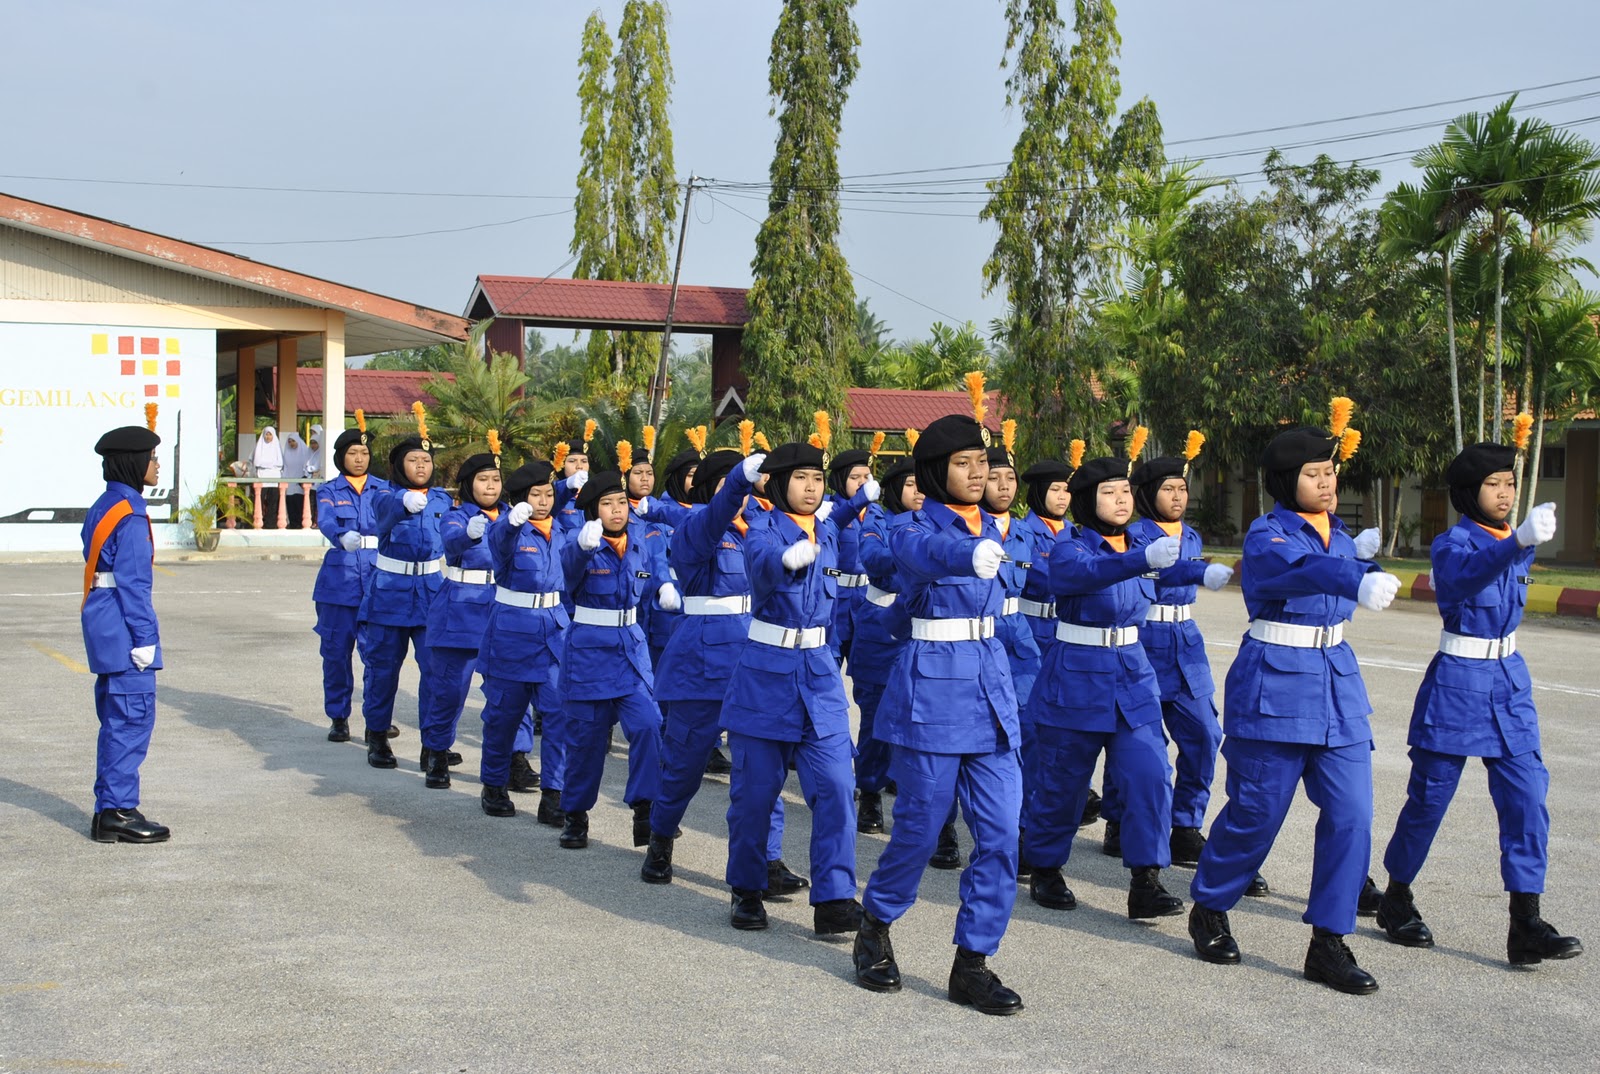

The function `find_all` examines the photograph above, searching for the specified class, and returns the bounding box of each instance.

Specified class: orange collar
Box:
[1040,515,1064,535]
[785,512,817,542]
[988,510,1012,538]
[1296,511,1331,549]
[603,534,628,559]
[1154,519,1182,538]
[754,496,773,512]
[529,516,552,539]
[347,474,367,495]
[950,503,984,537]
[731,515,749,537]
[1476,521,1512,540]
[1103,532,1128,553]
[482,507,500,521]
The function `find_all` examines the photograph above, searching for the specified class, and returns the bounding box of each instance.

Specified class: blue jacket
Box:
[1128,517,1215,701]
[829,493,868,658]
[641,497,695,529]
[425,502,502,650]
[554,475,584,535]
[360,485,451,627]
[1222,505,1380,747]
[558,524,655,702]
[478,514,569,684]
[990,511,1043,705]
[849,504,913,688]
[80,482,161,681]
[633,512,680,651]
[1018,511,1071,654]
[1410,519,1538,757]
[312,473,391,607]
[873,500,1019,754]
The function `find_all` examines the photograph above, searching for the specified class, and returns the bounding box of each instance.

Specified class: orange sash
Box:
[82,500,134,609]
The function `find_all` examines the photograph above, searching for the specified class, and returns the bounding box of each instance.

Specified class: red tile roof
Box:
[471,275,749,330]
[276,368,452,417]
[846,387,1006,432]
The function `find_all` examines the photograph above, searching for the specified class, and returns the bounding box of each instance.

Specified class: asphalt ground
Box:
[2,559,1597,1074]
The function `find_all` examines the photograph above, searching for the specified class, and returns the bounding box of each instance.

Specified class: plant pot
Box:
[195,530,220,553]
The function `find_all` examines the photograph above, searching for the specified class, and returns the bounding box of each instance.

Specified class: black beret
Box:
[829,449,871,474]
[1446,442,1516,489]
[883,458,915,486]
[1067,456,1131,495]
[1021,460,1072,485]
[986,446,1015,470]
[456,452,499,491]
[1260,427,1338,474]
[504,460,554,503]
[333,428,366,456]
[1130,456,1185,489]
[691,450,744,505]
[575,470,626,516]
[562,438,590,456]
[882,458,917,512]
[912,415,987,462]
[760,441,826,475]
[662,448,700,478]
[95,426,160,455]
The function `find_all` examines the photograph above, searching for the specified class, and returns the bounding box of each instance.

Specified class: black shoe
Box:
[1016,834,1033,879]
[90,808,170,844]
[815,898,864,936]
[705,747,732,775]
[508,751,540,793]
[1376,882,1434,948]
[536,789,566,827]
[1189,903,1240,964]
[1245,873,1270,898]
[948,948,1024,1016]
[1304,928,1378,994]
[327,718,350,743]
[424,748,451,790]
[640,832,674,885]
[1101,819,1122,858]
[730,888,768,930]
[366,729,397,769]
[853,911,902,992]
[386,725,400,740]
[480,784,515,817]
[929,821,962,870]
[419,747,462,766]
[1170,826,1205,868]
[1079,787,1102,827]
[1128,866,1184,919]
[1356,874,1382,916]
[764,859,809,900]
[559,810,589,849]
[1029,866,1077,910]
[632,800,653,848]
[533,712,544,737]
[1508,893,1584,965]
[857,790,884,833]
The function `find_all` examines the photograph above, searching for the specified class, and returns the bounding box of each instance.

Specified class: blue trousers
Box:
[1024,718,1173,869]
[1383,746,1550,893]
[313,602,359,723]
[479,675,563,788]
[851,679,893,793]
[652,699,783,857]
[420,646,478,752]
[560,687,663,814]
[93,675,156,812]
[1104,693,1224,830]
[1193,737,1373,933]
[359,622,434,733]
[863,746,1022,956]
[725,729,857,904]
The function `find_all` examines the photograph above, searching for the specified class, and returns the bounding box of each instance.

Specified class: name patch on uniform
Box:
[823,568,843,577]
[518,545,542,554]
[635,571,652,579]
[1517,575,1533,585]
[1016,560,1032,569]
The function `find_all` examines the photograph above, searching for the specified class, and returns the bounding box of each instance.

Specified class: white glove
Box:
[466,515,488,540]
[782,540,819,571]
[815,500,835,524]
[130,645,156,671]
[1427,568,1435,591]
[1357,572,1402,612]
[656,582,682,612]
[1144,535,1181,570]
[1353,527,1382,560]
[862,478,881,503]
[633,495,652,518]
[402,490,428,513]
[339,530,361,552]
[1202,563,1234,591]
[578,519,604,551]
[742,454,766,482]
[508,501,534,527]
[1516,502,1557,548]
[567,470,589,491]
[972,538,1004,579]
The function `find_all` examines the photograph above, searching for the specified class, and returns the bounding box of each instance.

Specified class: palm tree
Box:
[1518,288,1600,514]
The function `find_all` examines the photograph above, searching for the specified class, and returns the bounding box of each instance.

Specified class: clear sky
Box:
[3,0,1595,351]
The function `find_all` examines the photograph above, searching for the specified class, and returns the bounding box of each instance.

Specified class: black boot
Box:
[480,784,515,817]
[1029,866,1077,910]
[1245,873,1270,897]
[853,910,902,992]
[1508,893,1584,966]
[705,746,732,775]
[631,800,654,847]
[327,718,350,743]
[948,948,1023,1016]
[857,790,884,833]
[1376,880,1434,948]
[90,808,170,844]
[1356,874,1382,916]
[1016,833,1033,879]
[533,711,544,737]
[929,821,962,870]
[640,832,674,885]
[814,898,864,936]
[1079,787,1102,827]
[365,729,397,769]
[764,859,809,900]
[536,789,565,827]
[1128,866,1184,919]
[386,725,401,739]
[730,887,768,930]
[1304,927,1379,994]
[424,748,451,790]
[1188,903,1240,964]
[559,810,589,849]
[1170,826,1205,868]
[508,752,540,793]
[422,746,463,768]
[1101,819,1122,858]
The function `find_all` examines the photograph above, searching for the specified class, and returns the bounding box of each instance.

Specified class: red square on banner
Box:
[118,336,134,354]
[120,360,135,375]
[144,384,159,397]
[140,337,159,354]
[166,360,181,376]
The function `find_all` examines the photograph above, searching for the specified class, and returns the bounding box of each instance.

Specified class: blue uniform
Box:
[420,502,501,753]
[1014,512,1070,793]
[829,493,868,664]
[990,512,1043,710]
[1192,506,1381,933]
[633,509,680,689]
[312,473,390,726]
[849,504,913,795]
[81,483,162,812]
[554,475,585,536]
[1383,519,1548,893]
[358,485,451,734]
[861,500,1022,957]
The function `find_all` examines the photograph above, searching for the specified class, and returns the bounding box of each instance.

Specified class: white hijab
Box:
[253,426,284,475]
[281,432,310,480]
[304,438,324,478]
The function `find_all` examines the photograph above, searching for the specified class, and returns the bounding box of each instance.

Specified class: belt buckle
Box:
[781,627,798,648]
[969,619,984,641]
[1493,636,1509,658]
[1316,625,1335,647]
[1100,627,1114,647]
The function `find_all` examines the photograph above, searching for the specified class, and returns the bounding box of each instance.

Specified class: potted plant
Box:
[182,479,254,552]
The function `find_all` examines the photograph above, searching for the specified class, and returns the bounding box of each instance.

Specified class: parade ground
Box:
[2,558,1597,1074]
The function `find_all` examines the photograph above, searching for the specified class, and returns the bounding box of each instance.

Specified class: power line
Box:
[199,208,575,246]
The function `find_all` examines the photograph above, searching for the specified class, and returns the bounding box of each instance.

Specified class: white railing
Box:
[223,476,322,530]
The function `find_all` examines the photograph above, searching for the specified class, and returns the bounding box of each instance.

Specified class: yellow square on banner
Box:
[92,334,109,354]
[166,338,180,354]
[166,384,180,398]
[142,360,157,375]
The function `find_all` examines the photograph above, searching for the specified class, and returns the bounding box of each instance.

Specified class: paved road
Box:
[2,559,1596,1073]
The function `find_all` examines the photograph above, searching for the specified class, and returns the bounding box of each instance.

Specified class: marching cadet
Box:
[554,470,666,852]
[825,442,874,669]
[638,447,700,529]
[476,460,570,822]
[358,403,452,768]
[312,412,390,744]
[1188,411,1403,995]
[417,435,507,790]
[852,412,1023,1015]
[622,437,679,702]
[721,440,873,934]
[553,424,596,535]
[1374,437,1582,966]
[82,407,169,843]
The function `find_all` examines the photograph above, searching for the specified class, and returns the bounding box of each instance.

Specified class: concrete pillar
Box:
[1559,428,1596,564]
[236,345,255,461]
[276,336,297,438]
[322,312,346,479]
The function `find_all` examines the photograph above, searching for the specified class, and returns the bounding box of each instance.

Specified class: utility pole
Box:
[648,174,697,430]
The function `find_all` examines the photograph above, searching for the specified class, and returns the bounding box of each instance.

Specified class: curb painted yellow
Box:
[1525,584,1564,616]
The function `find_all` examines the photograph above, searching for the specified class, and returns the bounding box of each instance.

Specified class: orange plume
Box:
[354,408,367,433]
[1183,430,1206,462]
[738,419,754,456]
[1512,413,1534,452]
[808,433,823,449]
[552,441,570,470]
[1339,428,1362,462]
[868,430,886,458]
[642,425,657,461]
[905,428,920,449]
[617,439,633,474]
[754,432,771,452]
[685,425,707,456]
[813,411,832,450]
[965,371,987,427]
[1001,420,1017,459]
[1127,425,1149,462]
[1068,439,1086,471]
[1330,396,1355,438]
[144,402,158,432]
[486,429,502,458]
[411,401,429,443]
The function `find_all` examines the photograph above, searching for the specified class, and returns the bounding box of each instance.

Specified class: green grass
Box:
[1205,547,1600,591]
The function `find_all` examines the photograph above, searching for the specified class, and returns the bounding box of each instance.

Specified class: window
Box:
[1540,447,1566,480]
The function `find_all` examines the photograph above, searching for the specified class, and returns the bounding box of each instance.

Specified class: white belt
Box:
[834,572,869,588]
[1019,598,1056,619]
[1440,630,1517,659]
[443,565,495,585]
[494,588,562,609]
[912,616,996,642]
[573,606,637,627]
[91,571,117,589]
[684,594,751,616]
[359,535,379,550]
[1001,596,1020,617]
[865,584,898,608]
[1056,622,1140,647]
[1249,619,1345,648]
[748,619,829,649]
[1145,603,1193,623]
[376,554,444,576]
